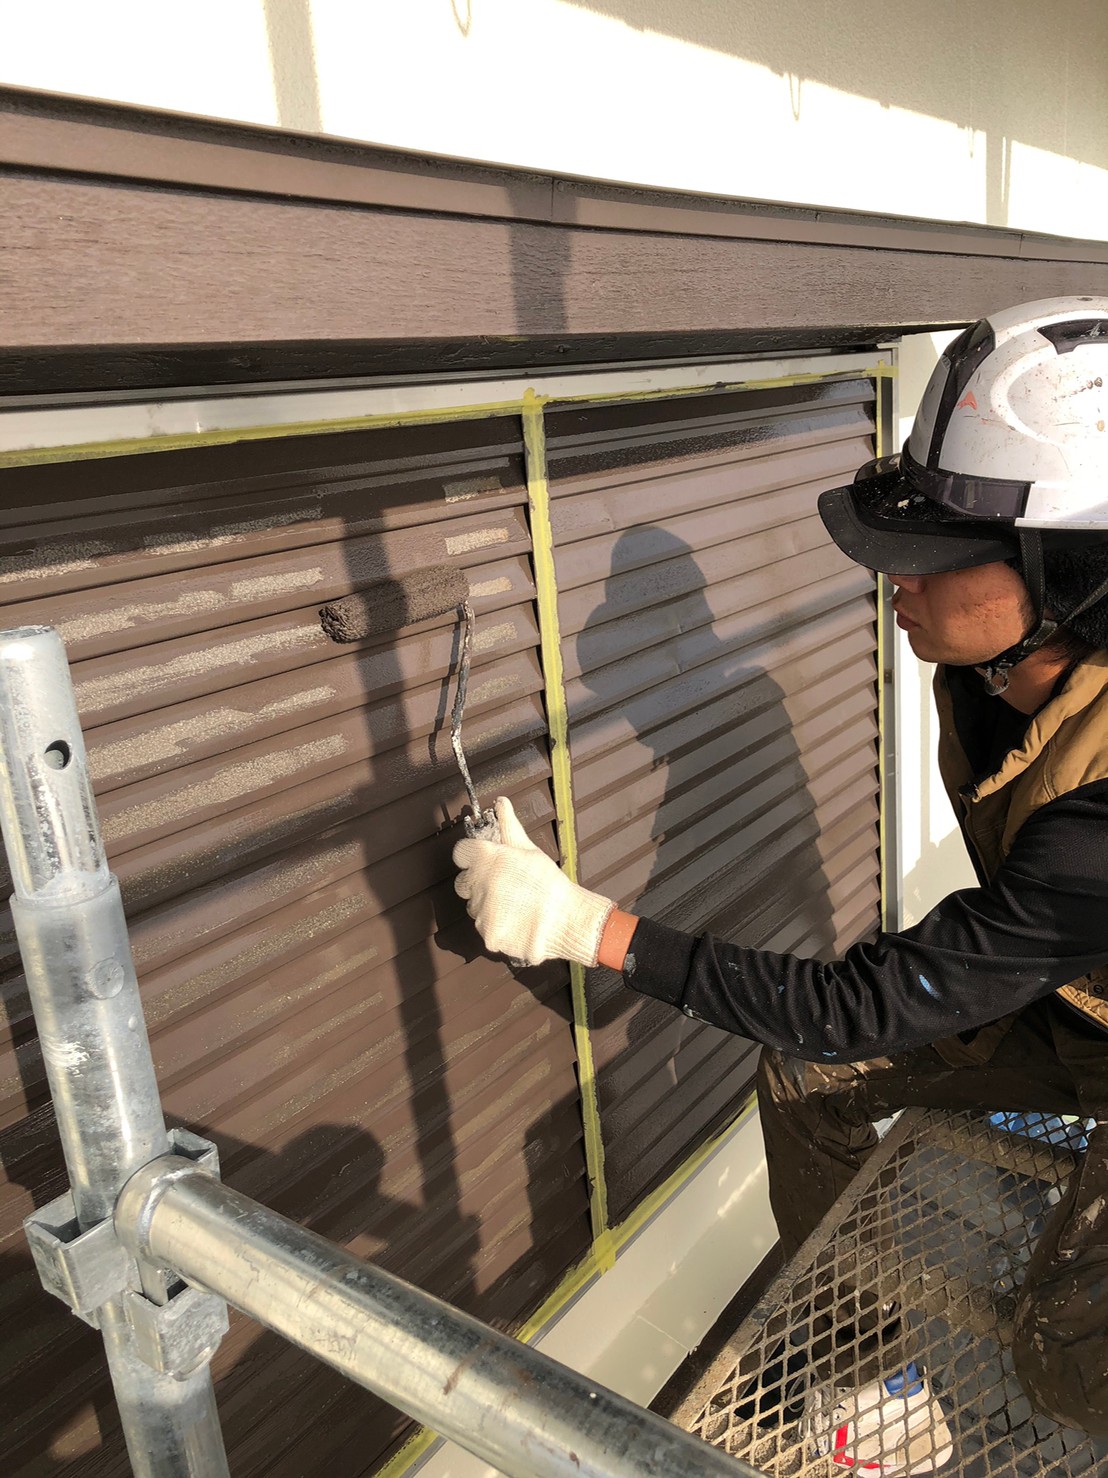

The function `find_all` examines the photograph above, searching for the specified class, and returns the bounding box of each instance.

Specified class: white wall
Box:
[894,331,978,927]
[3,0,1108,240]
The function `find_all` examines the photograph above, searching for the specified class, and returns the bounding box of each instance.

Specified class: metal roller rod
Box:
[0,627,228,1477]
[117,1158,762,1478]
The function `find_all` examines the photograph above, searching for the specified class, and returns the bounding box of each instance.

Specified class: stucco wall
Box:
[3,0,1107,240]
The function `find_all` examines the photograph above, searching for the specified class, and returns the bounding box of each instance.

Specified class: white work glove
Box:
[453,796,615,967]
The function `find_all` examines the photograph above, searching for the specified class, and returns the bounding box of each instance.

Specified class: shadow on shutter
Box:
[0,418,591,1477]
[546,380,882,1223]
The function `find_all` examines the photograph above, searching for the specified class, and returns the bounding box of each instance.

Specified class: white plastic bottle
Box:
[806,1361,954,1474]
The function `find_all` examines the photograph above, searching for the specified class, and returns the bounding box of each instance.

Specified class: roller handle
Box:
[463,810,528,970]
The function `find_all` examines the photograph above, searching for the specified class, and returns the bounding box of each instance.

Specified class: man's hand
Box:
[453,796,615,966]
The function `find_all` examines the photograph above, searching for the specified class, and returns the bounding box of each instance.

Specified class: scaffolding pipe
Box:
[117,1156,761,1478]
[5,625,763,1478]
[0,626,230,1477]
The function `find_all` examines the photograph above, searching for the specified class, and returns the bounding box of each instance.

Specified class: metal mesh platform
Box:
[672,1106,1108,1476]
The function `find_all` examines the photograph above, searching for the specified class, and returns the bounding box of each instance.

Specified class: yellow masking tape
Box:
[873,360,895,461]
[546,363,893,410]
[373,1430,441,1478]
[521,390,615,1272]
[514,1090,759,1344]
[608,1090,759,1247]
[374,1090,758,1478]
[0,364,891,470]
[0,400,533,470]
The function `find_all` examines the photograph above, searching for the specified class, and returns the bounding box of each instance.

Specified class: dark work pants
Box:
[756,998,1108,1436]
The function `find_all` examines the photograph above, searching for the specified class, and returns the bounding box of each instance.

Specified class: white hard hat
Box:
[820,297,1108,689]
[906,298,1108,532]
[820,298,1108,578]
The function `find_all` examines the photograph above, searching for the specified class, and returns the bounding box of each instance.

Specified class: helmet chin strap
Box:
[978,529,1108,696]
[977,531,1054,696]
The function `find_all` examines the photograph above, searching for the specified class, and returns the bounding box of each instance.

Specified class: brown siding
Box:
[4,91,1108,402]
[3,88,1108,375]
[0,421,590,1476]
[6,168,1108,354]
[547,382,881,1222]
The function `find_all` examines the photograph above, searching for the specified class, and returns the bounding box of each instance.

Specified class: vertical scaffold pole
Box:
[0,626,229,1477]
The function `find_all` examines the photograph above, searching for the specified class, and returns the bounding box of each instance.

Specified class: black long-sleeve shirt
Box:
[624,777,1108,1062]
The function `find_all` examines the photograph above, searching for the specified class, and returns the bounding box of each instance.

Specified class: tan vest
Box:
[934,651,1108,1060]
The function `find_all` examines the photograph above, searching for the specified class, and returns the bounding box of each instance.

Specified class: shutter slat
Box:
[65,552,535,730]
[550,381,880,1222]
[0,420,590,1476]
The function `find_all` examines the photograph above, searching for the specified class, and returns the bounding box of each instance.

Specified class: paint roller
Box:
[318,566,502,843]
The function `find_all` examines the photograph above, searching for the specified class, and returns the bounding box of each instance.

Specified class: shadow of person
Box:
[1,1120,450,1477]
[571,525,841,1220]
[321,538,586,1383]
[0,588,492,1473]
[318,564,495,1329]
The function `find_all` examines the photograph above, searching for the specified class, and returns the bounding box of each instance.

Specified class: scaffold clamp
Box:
[24,1125,227,1376]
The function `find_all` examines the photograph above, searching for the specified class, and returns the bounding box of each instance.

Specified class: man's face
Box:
[887,560,1032,665]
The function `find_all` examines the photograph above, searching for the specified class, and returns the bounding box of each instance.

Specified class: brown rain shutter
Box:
[546,379,882,1222]
[0,420,590,1477]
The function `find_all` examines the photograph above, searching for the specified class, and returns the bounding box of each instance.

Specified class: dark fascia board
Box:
[0,331,903,398]
[3,83,1107,267]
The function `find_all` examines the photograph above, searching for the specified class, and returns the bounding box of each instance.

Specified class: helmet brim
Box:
[819,468,1019,576]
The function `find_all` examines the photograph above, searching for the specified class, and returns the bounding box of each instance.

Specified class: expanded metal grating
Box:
[672,1107,1108,1476]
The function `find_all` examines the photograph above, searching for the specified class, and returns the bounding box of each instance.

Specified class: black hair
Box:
[1007,544,1108,656]
[1043,545,1108,653]
[1042,624,1097,664]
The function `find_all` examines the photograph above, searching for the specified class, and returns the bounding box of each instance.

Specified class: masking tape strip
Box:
[373,1430,441,1478]
[0,401,533,470]
[873,360,896,461]
[567,964,615,1271]
[0,364,891,469]
[373,1091,759,1478]
[521,389,615,1272]
[515,1091,759,1343]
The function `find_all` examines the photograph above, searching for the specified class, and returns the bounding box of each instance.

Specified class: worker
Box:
[453,297,1108,1474]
